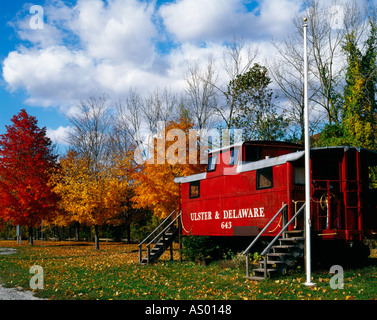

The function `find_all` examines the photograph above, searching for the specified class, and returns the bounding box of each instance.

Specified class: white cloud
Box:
[159,0,257,42]
[3,46,96,107]
[9,1,76,48]
[159,0,301,43]
[167,42,224,79]
[2,0,304,112]
[70,0,157,64]
[46,125,73,145]
[257,0,302,37]
[2,0,162,108]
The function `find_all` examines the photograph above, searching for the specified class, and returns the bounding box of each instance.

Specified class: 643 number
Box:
[220,221,232,229]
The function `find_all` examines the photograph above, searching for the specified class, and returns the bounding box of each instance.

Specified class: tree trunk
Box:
[126,224,131,243]
[28,226,34,245]
[75,222,80,242]
[94,225,100,250]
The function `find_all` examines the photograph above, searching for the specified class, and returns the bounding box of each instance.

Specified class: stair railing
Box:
[260,204,306,255]
[259,203,305,278]
[243,203,287,278]
[139,211,181,264]
[139,210,175,263]
[146,212,181,264]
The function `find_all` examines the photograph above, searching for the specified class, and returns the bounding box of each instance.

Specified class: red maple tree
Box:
[0,109,59,244]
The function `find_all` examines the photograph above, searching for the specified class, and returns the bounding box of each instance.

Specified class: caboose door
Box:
[311,149,343,232]
[340,148,361,232]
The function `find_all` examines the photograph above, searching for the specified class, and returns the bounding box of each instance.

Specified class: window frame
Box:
[189,180,200,199]
[256,167,273,190]
[294,166,305,185]
[207,153,218,172]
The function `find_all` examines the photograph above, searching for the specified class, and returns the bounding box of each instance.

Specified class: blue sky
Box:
[0,2,33,131]
[0,0,308,153]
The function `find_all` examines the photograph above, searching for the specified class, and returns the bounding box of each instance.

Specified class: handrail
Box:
[138,210,180,264]
[147,213,181,247]
[261,203,305,256]
[139,210,175,246]
[243,203,287,255]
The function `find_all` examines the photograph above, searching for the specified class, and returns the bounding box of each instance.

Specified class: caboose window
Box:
[294,167,305,185]
[189,181,200,198]
[256,167,273,189]
[207,154,218,172]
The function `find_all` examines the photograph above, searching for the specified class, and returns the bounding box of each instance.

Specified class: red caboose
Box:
[140,140,377,274]
[173,141,377,275]
[174,141,377,241]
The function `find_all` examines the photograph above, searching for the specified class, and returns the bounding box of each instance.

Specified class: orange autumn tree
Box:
[132,116,205,219]
[53,150,131,249]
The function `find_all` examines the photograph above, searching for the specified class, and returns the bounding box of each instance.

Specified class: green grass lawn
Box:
[0,241,376,300]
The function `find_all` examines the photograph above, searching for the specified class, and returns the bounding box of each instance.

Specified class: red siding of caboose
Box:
[180,168,287,236]
[178,141,304,237]
[175,143,377,242]
[175,142,377,241]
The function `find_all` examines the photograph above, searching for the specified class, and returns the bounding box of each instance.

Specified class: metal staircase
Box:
[243,203,306,280]
[139,211,180,265]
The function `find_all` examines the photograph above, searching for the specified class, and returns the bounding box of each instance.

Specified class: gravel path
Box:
[0,284,45,300]
[0,247,45,300]
[0,248,18,255]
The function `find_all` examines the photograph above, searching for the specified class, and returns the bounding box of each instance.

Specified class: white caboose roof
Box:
[173,150,304,183]
[237,151,304,173]
[173,145,377,184]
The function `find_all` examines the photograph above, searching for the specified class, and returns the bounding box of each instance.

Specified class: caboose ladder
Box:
[243,203,305,280]
[139,211,180,265]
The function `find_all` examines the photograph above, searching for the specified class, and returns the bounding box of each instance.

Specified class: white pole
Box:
[304,18,315,287]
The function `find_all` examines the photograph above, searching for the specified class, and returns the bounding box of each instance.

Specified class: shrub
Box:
[182,236,221,265]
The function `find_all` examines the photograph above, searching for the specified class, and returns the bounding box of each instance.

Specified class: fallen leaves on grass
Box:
[1,241,377,300]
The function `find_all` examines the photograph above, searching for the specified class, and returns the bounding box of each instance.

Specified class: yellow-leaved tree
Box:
[53,150,131,249]
[132,116,205,219]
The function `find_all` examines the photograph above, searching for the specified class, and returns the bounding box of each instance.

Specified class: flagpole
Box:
[303,18,315,287]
